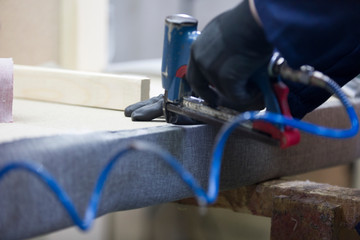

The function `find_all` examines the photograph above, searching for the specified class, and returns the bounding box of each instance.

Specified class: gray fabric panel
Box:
[0,100,360,239]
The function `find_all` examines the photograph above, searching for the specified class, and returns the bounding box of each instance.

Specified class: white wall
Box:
[0,0,59,65]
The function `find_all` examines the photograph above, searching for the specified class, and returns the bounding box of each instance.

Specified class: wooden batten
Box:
[13,65,150,110]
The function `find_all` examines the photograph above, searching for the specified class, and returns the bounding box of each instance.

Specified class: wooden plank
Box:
[179,179,360,239]
[59,0,109,71]
[58,0,77,69]
[270,195,342,240]
[13,65,150,110]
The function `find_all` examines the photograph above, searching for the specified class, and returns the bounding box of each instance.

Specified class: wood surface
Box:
[13,65,150,110]
[0,99,165,144]
[59,0,109,71]
[179,179,360,239]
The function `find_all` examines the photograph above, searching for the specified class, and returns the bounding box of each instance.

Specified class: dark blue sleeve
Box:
[254,0,360,118]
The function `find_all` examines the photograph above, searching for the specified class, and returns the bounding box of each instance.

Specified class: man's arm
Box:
[253,0,360,118]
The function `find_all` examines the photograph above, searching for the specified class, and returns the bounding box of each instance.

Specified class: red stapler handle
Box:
[253,82,300,148]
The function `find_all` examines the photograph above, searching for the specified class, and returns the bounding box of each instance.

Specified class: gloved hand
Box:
[124,94,164,121]
[186,0,273,112]
[125,0,272,121]
[124,94,199,124]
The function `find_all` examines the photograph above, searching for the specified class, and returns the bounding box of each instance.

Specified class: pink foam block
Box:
[0,58,13,123]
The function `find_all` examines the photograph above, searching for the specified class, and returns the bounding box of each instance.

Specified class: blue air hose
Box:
[207,75,359,203]
[0,73,358,231]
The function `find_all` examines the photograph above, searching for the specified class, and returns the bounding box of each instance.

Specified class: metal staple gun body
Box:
[161,14,307,148]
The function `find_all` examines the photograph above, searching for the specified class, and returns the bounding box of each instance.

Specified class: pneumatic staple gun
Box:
[162,14,304,148]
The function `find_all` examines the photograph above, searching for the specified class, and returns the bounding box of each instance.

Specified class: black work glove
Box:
[186,0,273,112]
[124,94,164,121]
[124,94,200,124]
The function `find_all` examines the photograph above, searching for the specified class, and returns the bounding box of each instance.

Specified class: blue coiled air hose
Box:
[0,72,358,231]
[207,75,359,203]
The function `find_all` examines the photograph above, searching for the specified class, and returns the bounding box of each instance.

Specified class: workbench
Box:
[2,79,360,239]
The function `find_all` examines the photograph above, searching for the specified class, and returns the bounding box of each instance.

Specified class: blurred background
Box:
[0,0,357,239]
[0,0,242,72]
